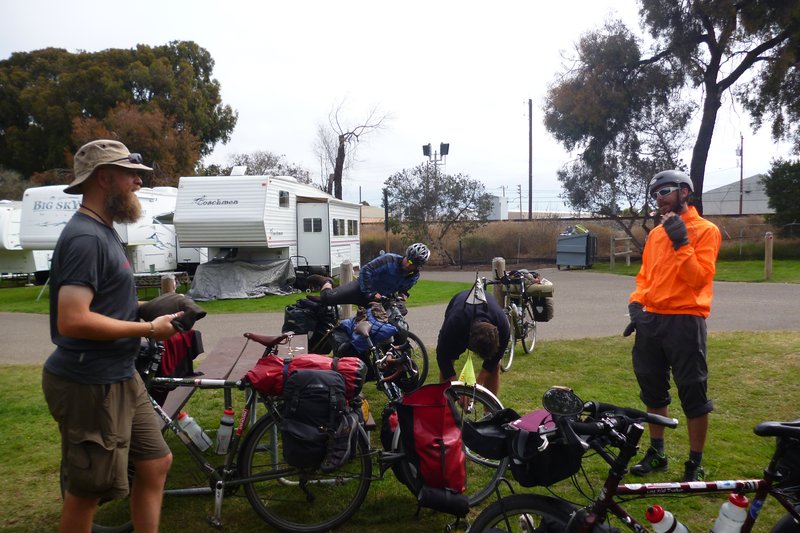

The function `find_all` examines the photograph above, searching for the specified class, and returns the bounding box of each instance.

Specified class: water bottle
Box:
[645,505,690,533]
[214,407,235,455]
[711,493,748,532]
[177,411,212,452]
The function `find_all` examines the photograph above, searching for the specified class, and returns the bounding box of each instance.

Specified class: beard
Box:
[106,182,142,224]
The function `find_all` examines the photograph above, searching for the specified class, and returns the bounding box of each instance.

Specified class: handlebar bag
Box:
[506,409,584,487]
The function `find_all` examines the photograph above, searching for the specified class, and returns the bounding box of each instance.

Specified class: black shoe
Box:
[631,447,668,476]
[320,411,358,473]
[306,274,333,291]
[682,460,705,481]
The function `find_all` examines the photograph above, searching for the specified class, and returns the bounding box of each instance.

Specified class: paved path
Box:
[2,267,798,365]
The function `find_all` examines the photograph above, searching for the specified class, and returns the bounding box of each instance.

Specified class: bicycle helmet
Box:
[649,170,693,195]
[405,243,430,265]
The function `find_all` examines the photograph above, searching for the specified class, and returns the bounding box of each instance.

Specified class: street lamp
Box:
[422,142,449,167]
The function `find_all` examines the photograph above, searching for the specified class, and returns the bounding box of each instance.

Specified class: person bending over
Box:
[436,289,510,395]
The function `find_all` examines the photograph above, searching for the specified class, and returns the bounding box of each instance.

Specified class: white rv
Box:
[174,175,361,275]
[18,185,207,276]
[0,200,52,282]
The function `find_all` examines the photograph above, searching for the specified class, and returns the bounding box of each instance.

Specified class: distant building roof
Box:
[701,174,773,215]
[361,205,385,223]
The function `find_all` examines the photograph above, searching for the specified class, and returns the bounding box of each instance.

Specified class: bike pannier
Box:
[531,296,555,322]
[506,409,584,487]
[281,370,346,468]
[395,383,469,516]
[775,436,800,493]
[244,353,366,400]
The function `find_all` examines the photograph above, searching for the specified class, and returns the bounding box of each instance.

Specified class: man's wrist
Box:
[148,321,155,338]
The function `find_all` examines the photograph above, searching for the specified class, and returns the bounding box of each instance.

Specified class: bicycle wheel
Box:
[500,310,516,372]
[446,383,509,505]
[520,300,537,354]
[240,413,372,532]
[771,503,800,532]
[470,493,574,532]
[61,461,134,533]
[405,331,429,386]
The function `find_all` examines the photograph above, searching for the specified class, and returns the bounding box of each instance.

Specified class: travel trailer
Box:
[18,185,206,276]
[174,175,361,276]
[0,200,52,282]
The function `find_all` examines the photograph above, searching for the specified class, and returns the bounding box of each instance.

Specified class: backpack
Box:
[391,383,469,517]
[280,370,347,469]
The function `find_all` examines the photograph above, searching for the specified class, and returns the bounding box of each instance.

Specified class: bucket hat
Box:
[66,139,152,194]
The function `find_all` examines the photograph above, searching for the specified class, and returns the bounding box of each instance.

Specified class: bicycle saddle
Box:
[243,332,291,347]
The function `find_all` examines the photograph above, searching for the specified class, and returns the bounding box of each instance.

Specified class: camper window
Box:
[303,218,323,233]
[333,218,345,236]
[279,190,290,208]
[347,220,359,236]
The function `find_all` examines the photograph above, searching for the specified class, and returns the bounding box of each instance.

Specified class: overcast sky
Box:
[2,0,795,211]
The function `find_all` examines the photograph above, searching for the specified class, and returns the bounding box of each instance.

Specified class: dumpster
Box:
[556,230,597,269]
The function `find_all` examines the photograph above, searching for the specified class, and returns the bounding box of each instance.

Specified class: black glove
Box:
[139,293,207,332]
[623,302,644,337]
[663,215,689,250]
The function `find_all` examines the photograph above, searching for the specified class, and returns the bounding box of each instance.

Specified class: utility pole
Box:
[517,184,522,220]
[528,98,532,220]
[738,133,744,215]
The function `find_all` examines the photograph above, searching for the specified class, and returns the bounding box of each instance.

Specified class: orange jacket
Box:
[630,206,721,318]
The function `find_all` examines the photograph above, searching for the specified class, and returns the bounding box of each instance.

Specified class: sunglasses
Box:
[650,185,680,201]
[109,153,144,165]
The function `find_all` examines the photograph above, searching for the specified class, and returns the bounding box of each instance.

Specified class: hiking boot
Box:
[682,460,705,482]
[631,447,668,476]
[306,274,333,291]
[320,411,358,473]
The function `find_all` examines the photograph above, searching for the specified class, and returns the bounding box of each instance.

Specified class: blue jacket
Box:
[359,253,419,299]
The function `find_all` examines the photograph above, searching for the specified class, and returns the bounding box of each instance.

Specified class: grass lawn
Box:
[3,330,800,532]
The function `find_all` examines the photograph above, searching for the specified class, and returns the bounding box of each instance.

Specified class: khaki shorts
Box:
[42,368,170,500]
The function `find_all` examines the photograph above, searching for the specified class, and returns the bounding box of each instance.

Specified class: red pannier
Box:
[244,353,367,400]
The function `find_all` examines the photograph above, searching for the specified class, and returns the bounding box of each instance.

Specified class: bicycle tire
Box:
[469,493,574,532]
[239,412,372,533]
[771,503,800,532]
[61,461,134,533]
[405,331,429,386]
[520,300,537,354]
[500,310,516,372]
[446,383,509,505]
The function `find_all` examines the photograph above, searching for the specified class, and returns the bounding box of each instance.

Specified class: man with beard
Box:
[42,140,180,533]
[624,170,721,482]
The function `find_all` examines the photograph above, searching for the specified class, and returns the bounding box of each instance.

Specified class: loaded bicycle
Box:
[466,386,800,532]
[483,270,551,372]
[77,325,505,533]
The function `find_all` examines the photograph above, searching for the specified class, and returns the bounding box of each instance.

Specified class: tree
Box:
[546,20,694,246]
[763,158,800,234]
[71,103,201,187]
[0,41,237,177]
[545,1,800,217]
[197,150,311,183]
[314,103,388,199]
[0,166,26,200]
[383,164,493,265]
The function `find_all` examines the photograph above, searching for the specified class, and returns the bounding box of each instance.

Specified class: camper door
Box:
[296,203,330,268]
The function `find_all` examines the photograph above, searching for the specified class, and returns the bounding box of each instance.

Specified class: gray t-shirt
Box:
[44,212,140,384]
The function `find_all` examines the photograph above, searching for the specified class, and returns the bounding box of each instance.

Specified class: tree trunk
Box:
[689,81,723,216]
[333,135,345,200]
